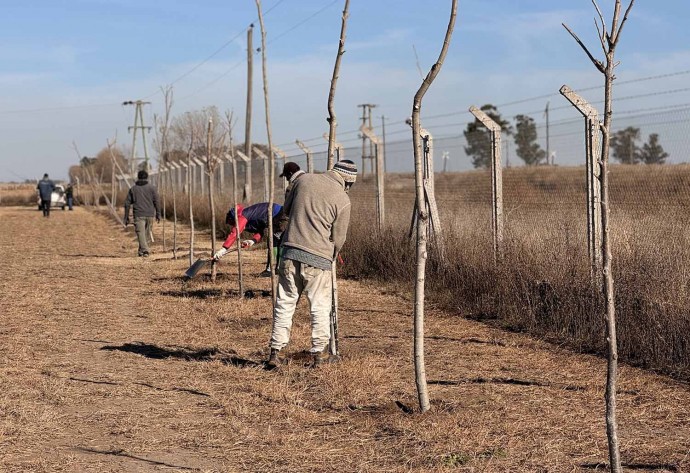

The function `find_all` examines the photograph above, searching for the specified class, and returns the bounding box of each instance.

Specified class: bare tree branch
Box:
[562,22,606,73]
[412,44,424,80]
[613,0,636,45]
[594,18,607,55]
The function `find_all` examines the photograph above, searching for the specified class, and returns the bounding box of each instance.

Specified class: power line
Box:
[177,0,340,103]
[144,0,287,99]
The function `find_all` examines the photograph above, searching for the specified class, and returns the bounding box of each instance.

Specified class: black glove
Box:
[156,217,161,224]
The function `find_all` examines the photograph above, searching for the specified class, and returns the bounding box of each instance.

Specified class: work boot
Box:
[311,351,330,368]
[266,348,282,369]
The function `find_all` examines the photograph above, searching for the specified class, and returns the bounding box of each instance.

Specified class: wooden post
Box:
[206,118,218,282]
[411,0,457,413]
[326,0,350,171]
[469,105,503,262]
[360,125,385,231]
[253,147,270,202]
[187,141,195,266]
[295,140,314,173]
[559,85,603,276]
[255,0,277,303]
[244,25,254,203]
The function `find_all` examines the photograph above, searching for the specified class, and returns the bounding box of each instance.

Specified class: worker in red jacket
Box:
[213,202,286,277]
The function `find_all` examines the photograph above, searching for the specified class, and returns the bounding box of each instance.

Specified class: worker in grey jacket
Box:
[124,170,160,257]
[267,160,357,368]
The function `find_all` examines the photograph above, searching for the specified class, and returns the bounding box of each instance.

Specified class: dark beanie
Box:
[137,170,149,180]
[332,160,357,183]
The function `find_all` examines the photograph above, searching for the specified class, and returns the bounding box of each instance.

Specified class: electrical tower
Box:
[123,100,152,175]
[358,103,377,176]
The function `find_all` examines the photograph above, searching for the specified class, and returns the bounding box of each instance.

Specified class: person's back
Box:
[124,170,160,257]
[282,171,352,261]
[37,176,54,201]
[126,179,159,218]
[36,174,55,217]
[267,160,357,368]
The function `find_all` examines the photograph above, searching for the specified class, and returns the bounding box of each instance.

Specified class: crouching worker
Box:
[267,160,357,369]
[212,202,287,277]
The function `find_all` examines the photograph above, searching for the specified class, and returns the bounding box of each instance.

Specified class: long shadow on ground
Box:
[101,341,260,368]
[74,447,198,471]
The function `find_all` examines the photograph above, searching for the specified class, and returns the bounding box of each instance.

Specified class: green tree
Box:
[610,126,640,164]
[639,133,668,164]
[464,104,512,169]
[514,114,546,166]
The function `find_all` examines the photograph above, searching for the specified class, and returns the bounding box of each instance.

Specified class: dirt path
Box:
[0,206,688,472]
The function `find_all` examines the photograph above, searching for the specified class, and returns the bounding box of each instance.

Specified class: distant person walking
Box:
[36,173,55,218]
[123,170,160,257]
[65,183,74,211]
[267,160,357,368]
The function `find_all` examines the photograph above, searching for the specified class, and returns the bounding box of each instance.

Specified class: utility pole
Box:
[123,100,152,175]
[545,101,551,165]
[381,115,387,173]
[244,24,254,202]
[357,103,377,176]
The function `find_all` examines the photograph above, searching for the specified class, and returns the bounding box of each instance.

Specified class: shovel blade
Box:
[184,258,209,280]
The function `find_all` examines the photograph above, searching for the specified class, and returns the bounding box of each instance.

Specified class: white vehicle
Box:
[37,184,67,211]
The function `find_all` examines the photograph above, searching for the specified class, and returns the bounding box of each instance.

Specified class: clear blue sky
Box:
[1,0,689,181]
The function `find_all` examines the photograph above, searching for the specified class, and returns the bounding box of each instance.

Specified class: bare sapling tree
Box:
[226,111,244,298]
[326,0,350,170]
[161,87,178,259]
[206,116,225,282]
[410,0,457,413]
[187,127,196,266]
[154,113,167,253]
[73,141,124,227]
[255,0,277,303]
[563,1,635,471]
[153,87,174,255]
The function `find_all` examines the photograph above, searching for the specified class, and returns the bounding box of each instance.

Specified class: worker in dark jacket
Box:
[124,170,160,257]
[213,202,287,277]
[36,173,55,217]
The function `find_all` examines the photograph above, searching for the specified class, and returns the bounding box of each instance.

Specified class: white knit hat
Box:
[332,160,357,183]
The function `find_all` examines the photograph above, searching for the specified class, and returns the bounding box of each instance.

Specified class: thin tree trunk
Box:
[187,137,195,266]
[562,2,635,470]
[255,0,276,303]
[326,0,350,170]
[410,0,457,414]
[172,177,178,259]
[601,39,622,473]
[229,137,245,298]
[245,25,254,202]
[207,118,217,282]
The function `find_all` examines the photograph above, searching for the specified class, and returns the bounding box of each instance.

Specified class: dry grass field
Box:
[0,205,689,472]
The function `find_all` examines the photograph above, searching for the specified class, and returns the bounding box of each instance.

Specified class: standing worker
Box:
[267,160,357,368]
[280,161,305,197]
[36,173,55,218]
[123,170,160,257]
[213,202,286,277]
[65,183,74,211]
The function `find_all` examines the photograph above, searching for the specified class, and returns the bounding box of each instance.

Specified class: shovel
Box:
[184,258,211,280]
